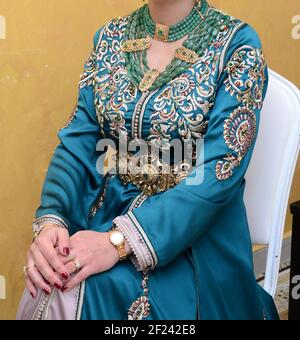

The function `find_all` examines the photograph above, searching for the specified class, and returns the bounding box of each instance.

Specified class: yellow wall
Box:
[0,0,299,320]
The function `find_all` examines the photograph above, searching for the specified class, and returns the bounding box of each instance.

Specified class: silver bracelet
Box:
[32,214,68,239]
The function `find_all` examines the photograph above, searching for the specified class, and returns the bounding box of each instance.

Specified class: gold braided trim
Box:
[121,38,151,52]
[175,47,199,64]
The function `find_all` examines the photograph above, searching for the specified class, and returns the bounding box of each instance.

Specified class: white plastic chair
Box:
[244,69,300,297]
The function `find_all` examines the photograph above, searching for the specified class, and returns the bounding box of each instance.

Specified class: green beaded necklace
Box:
[122,0,232,92]
[143,0,207,42]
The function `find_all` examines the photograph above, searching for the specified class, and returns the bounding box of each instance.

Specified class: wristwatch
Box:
[109,229,128,261]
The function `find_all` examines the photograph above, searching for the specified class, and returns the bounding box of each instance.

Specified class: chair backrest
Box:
[244,69,300,296]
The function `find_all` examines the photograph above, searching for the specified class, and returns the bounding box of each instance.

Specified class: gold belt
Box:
[116,152,192,196]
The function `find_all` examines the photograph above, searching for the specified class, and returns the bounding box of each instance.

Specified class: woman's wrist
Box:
[33,224,62,241]
[32,215,68,240]
[33,215,69,229]
[107,229,133,263]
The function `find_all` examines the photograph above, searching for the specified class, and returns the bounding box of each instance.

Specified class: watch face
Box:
[110,231,124,246]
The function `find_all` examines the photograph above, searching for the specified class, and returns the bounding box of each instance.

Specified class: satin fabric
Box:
[81,178,197,320]
[35,10,279,320]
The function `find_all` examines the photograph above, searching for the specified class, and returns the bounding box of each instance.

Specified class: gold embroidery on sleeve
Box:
[216,107,257,181]
[79,50,98,89]
[216,47,266,181]
[224,46,266,109]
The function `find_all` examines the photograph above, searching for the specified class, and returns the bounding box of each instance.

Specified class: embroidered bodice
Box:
[76,10,266,187]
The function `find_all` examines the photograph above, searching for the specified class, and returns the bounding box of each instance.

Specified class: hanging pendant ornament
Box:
[139,69,160,92]
[128,296,151,320]
[154,24,170,42]
[175,47,199,63]
[128,271,151,320]
[143,0,207,42]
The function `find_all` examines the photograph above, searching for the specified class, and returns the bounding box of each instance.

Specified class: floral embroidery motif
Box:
[95,65,137,138]
[224,46,266,109]
[215,154,239,181]
[79,50,98,89]
[216,106,257,181]
[216,45,266,181]
[93,18,139,138]
[150,53,218,141]
[224,106,257,155]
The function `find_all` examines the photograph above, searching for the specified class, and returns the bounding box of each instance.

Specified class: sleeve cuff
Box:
[33,214,69,230]
[113,212,158,272]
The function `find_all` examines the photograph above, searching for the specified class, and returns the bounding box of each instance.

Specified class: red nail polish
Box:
[30,292,35,299]
[44,280,50,285]
[43,289,50,295]
[61,272,69,280]
[61,286,67,292]
[55,283,62,290]
[63,248,70,256]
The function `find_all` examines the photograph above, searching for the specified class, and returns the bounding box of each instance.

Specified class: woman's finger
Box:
[35,236,69,280]
[25,252,39,297]
[62,267,90,292]
[60,248,88,279]
[25,276,37,299]
[64,258,82,277]
[26,266,52,295]
[30,245,63,289]
[57,228,70,257]
[56,248,76,265]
